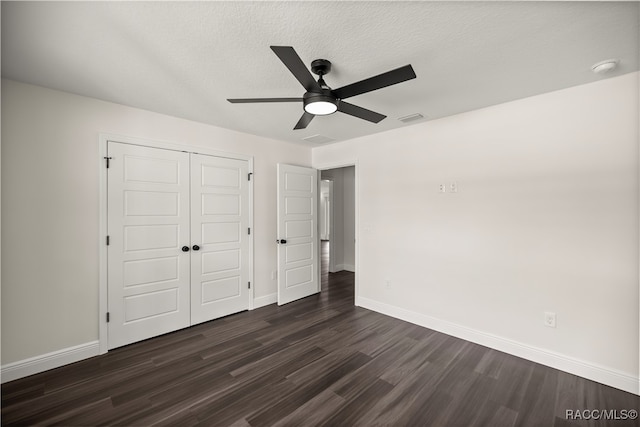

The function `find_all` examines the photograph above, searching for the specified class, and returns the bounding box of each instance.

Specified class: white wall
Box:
[313,72,640,392]
[1,79,311,364]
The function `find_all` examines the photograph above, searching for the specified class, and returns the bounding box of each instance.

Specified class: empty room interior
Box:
[1,1,639,425]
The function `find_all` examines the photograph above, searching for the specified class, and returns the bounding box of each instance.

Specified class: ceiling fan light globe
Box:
[303,92,338,116]
[304,100,338,115]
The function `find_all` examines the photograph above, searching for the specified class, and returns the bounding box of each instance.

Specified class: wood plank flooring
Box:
[2,242,638,426]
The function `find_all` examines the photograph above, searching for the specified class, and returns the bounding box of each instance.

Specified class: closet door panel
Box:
[190,154,250,325]
[107,143,191,349]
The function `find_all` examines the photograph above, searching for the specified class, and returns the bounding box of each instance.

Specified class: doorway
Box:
[320,166,356,291]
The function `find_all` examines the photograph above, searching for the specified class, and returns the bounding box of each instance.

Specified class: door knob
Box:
[192,245,200,251]
[279,239,287,244]
[181,246,190,252]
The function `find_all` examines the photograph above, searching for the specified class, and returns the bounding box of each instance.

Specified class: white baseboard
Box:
[356,296,639,395]
[253,293,277,309]
[1,341,100,384]
[336,264,355,273]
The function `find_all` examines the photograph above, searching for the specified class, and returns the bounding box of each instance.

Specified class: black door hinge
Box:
[248,282,251,289]
[248,172,253,181]
[106,312,110,323]
[248,228,251,235]
[106,235,110,246]
[104,156,112,168]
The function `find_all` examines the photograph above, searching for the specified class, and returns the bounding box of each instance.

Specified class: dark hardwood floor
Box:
[2,242,638,426]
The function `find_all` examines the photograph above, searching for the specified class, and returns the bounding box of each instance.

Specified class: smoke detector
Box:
[591,59,619,74]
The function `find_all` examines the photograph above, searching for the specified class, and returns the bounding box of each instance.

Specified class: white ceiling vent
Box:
[302,134,336,144]
[398,113,425,123]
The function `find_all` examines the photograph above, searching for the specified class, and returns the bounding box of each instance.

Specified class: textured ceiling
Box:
[2,1,638,145]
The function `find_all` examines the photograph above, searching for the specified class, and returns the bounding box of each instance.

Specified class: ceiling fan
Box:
[227,46,417,130]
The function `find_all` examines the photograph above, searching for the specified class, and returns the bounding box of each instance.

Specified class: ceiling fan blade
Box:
[294,112,315,130]
[271,46,322,93]
[332,65,416,100]
[227,97,302,103]
[337,101,386,123]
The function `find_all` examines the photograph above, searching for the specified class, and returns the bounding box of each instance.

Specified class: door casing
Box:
[99,133,254,354]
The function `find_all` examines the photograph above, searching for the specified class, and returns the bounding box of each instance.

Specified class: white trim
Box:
[314,161,358,171]
[335,264,356,273]
[1,341,100,384]
[99,133,253,161]
[248,156,255,310]
[357,296,639,395]
[98,133,254,352]
[316,169,322,296]
[253,293,277,309]
[98,137,108,354]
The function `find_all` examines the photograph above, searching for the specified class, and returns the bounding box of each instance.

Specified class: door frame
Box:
[98,133,254,355]
[314,160,359,305]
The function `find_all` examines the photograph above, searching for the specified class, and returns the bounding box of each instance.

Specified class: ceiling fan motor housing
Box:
[311,59,332,76]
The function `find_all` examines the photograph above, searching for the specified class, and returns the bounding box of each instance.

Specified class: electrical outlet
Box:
[544,312,556,328]
[450,182,458,193]
[438,183,447,193]
[385,280,391,289]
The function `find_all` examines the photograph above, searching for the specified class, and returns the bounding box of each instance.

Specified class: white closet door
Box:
[277,164,320,305]
[190,154,250,325]
[107,143,191,349]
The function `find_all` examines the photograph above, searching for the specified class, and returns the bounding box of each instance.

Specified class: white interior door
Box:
[277,164,320,305]
[107,142,191,349]
[190,154,250,324]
